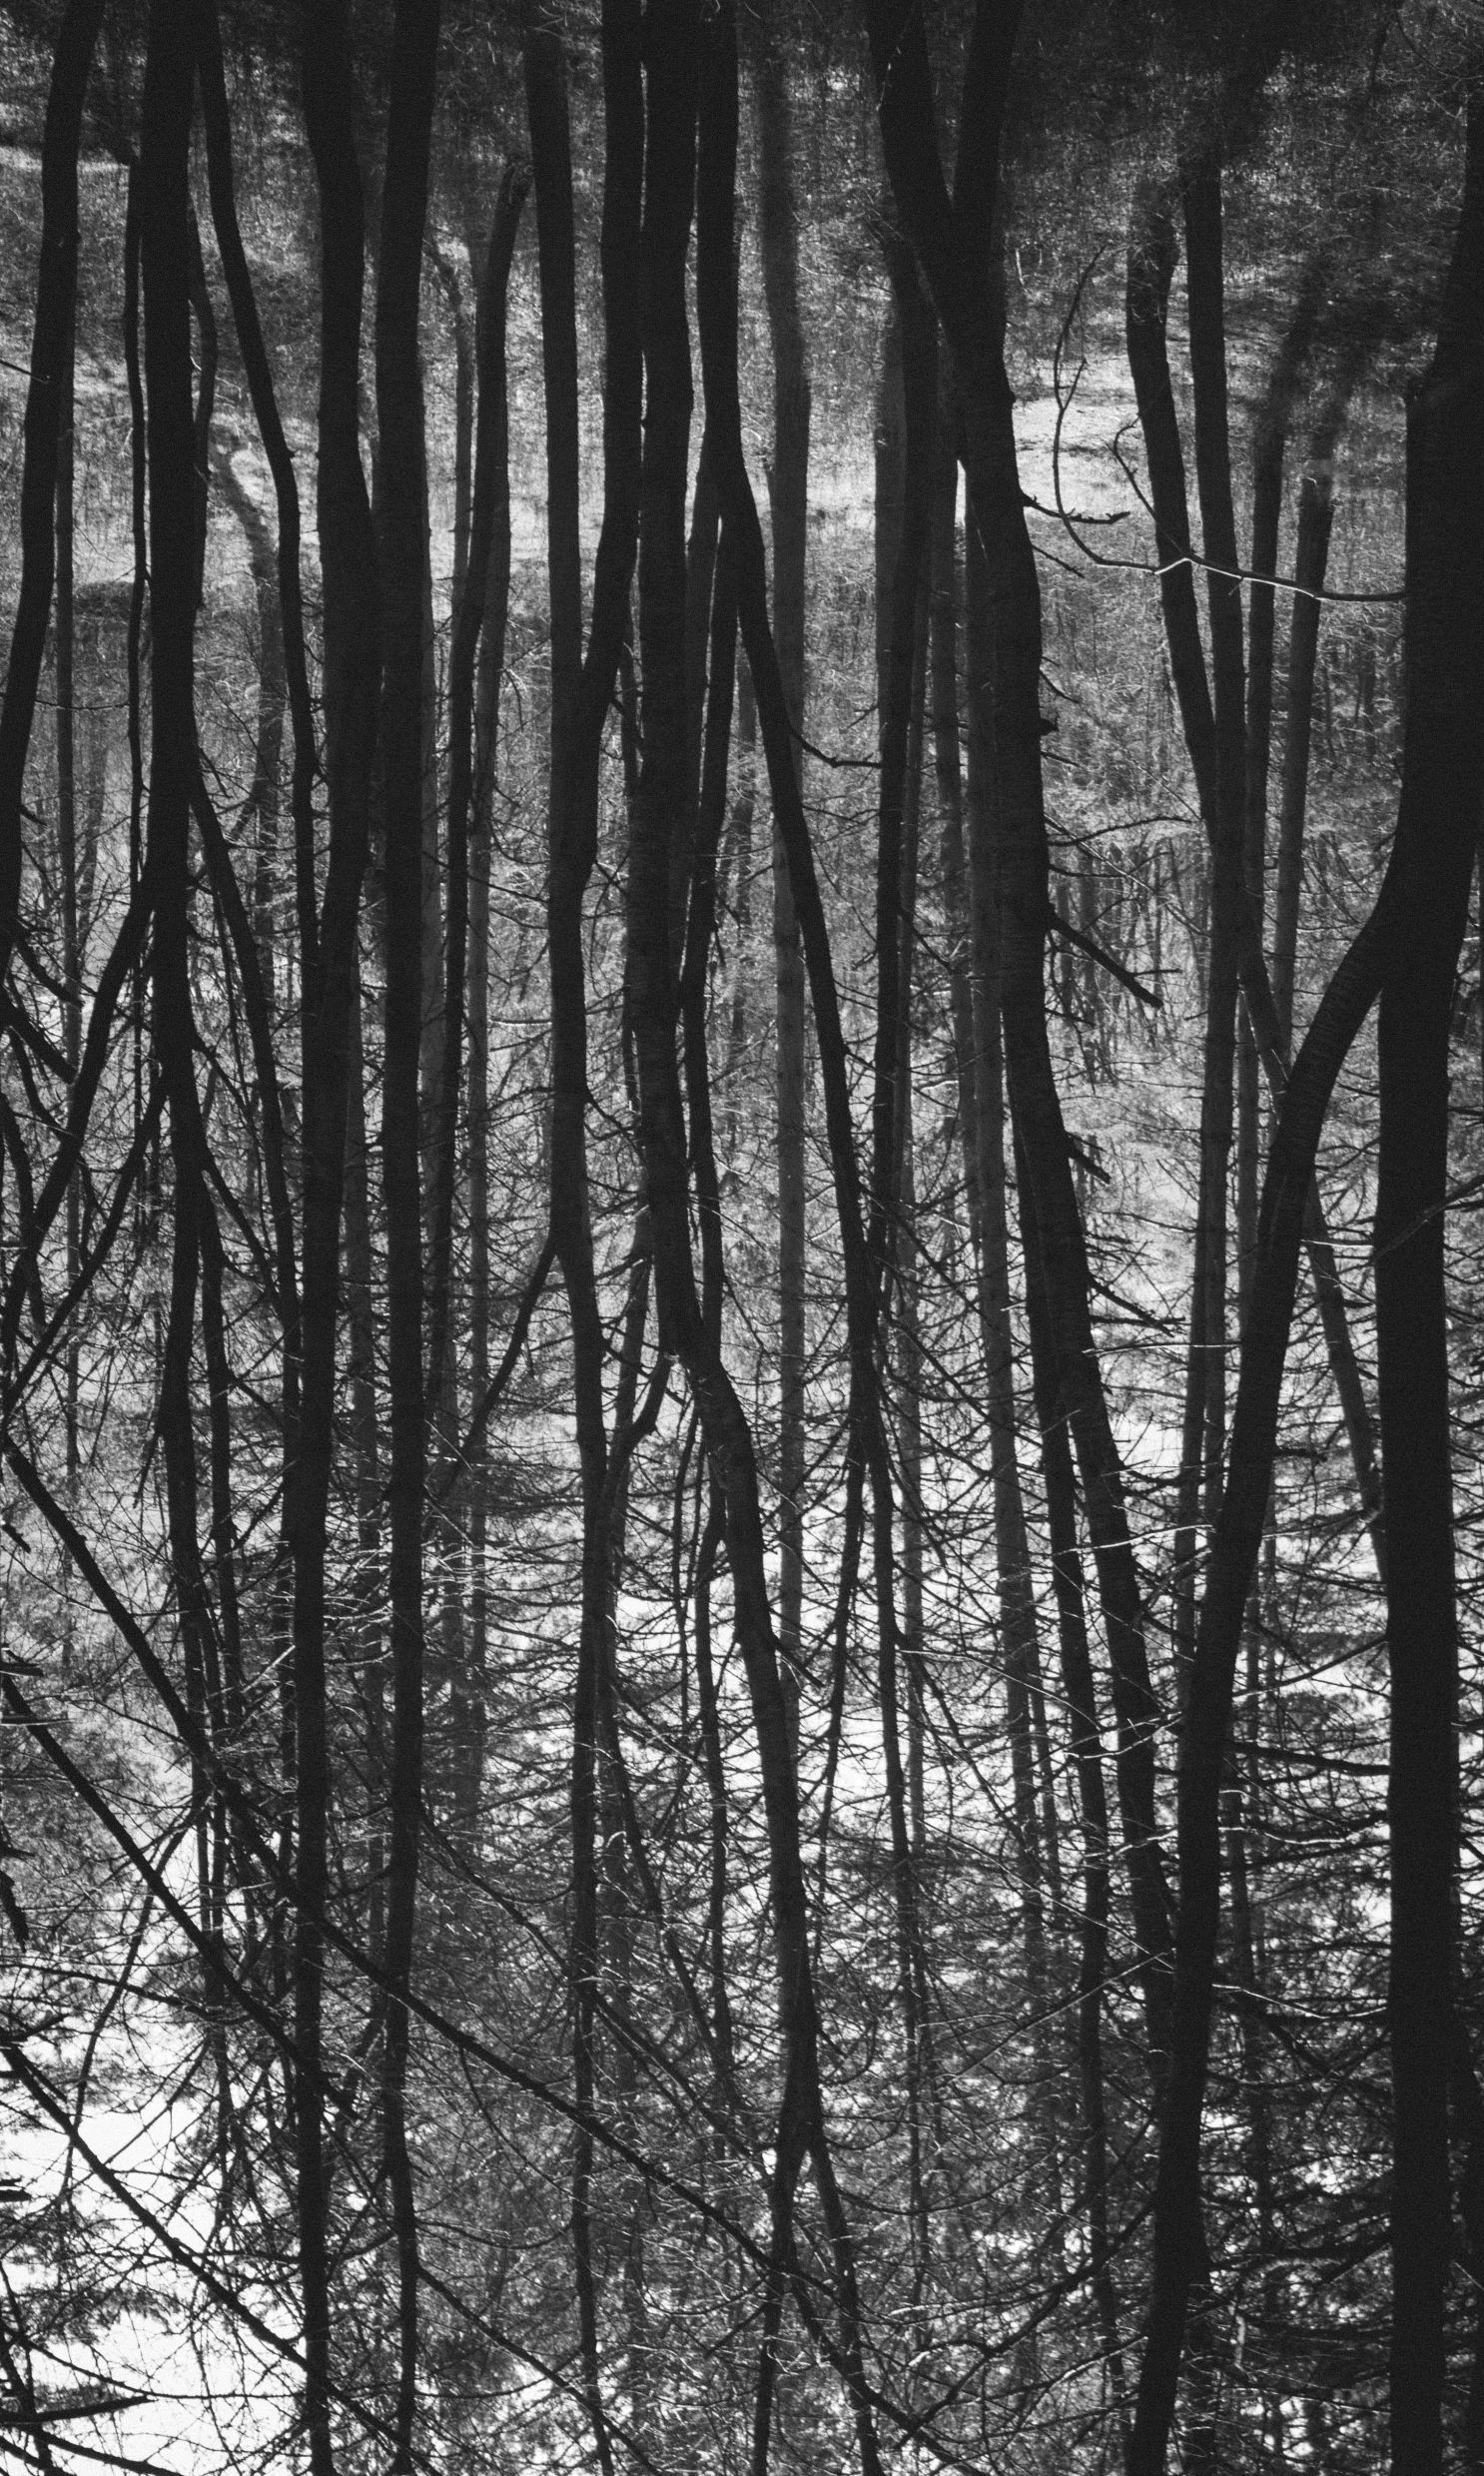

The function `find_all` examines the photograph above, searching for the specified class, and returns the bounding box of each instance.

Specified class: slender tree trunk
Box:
[1232,269,1325,2443]
[526,7,642,2463]
[140,0,245,2402]
[932,396,983,1264]
[696,21,885,2472]
[200,0,318,976]
[1271,372,1357,1052]
[185,209,217,605]
[450,168,525,1835]
[345,983,385,1971]
[1453,2022,1484,2474]
[1019,1133,1128,2452]
[721,659,756,1159]
[963,519,1050,2010]
[0,0,107,995]
[1182,152,1244,1526]
[55,290,80,1515]
[1380,79,1484,2471]
[213,451,286,990]
[295,7,381,2452]
[868,234,938,2289]
[374,1,441,2458]
[754,9,811,1748]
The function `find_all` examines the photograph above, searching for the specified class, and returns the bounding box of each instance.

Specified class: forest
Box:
[0,0,1480,2468]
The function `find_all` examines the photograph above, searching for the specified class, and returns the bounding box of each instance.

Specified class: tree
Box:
[0,1,1478,2469]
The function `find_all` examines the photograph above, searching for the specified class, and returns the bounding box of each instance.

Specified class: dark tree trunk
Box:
[869,233,938,2258]
[55,290,79,1507]
[753,6,811,1739]
[1380,78,1484,2474]
[426,168,527,1425]
[964,518,1052,2010]
[212,450,286,990]
[525,7,642,2464]
[200,0,319,975]
[373,0,441,2459]
[0,0,107,995]
[696,19,886,2473]
[1019,1132,1128,2450]
[450,168,526,1836]
[1181,152,1244,1552]
[1272,358,1364,1051]
[292,7,382,2445]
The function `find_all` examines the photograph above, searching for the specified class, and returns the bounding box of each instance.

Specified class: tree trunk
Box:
[754,8,811,1748]
[1018,1129,1128,2451]
[55,286,79,1511]
[291,14,381,2438]
[526,6,643,2461]
[199,0,318,973]
[373,0,441,2457]
[963,517,1052,2014]
[0,0,107,996]
[451,167,526,1836]
[1379,77,1484,2471]
[1271,366,1360,1052]
[721,658,757,1159]
[696,20,885,2471]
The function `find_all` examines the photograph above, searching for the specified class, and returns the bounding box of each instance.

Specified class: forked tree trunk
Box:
[1233,263,1328,2432]
[1126,178,1384,1580]
[867,0,1172,2065]
[1127,77,1484,2471]
[696,18,886,2473]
